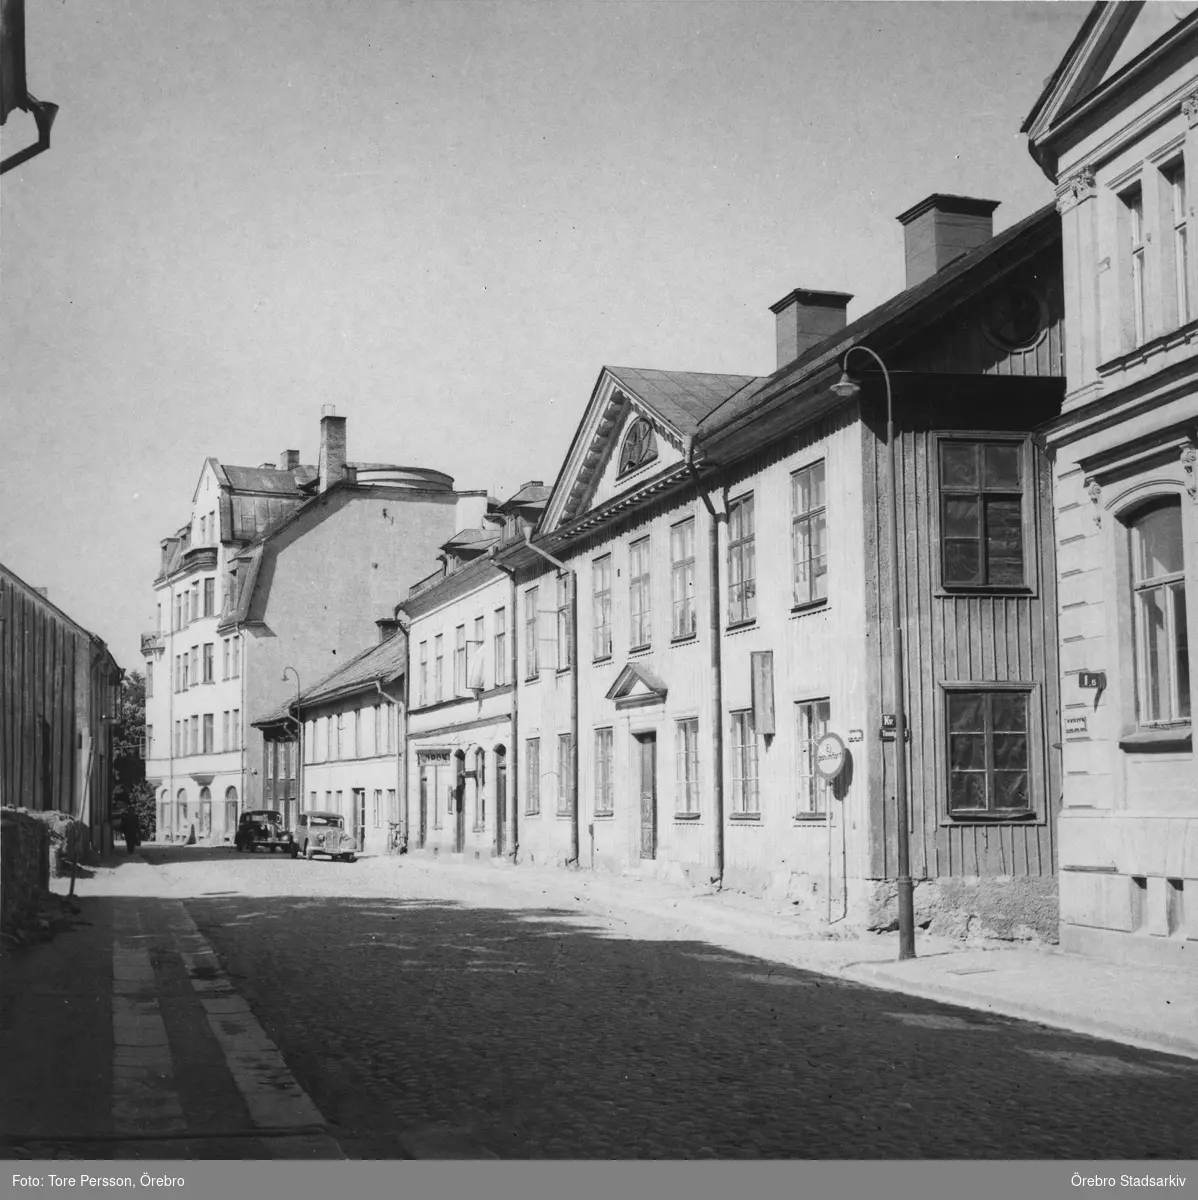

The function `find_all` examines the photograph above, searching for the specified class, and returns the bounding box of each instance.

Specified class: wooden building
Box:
[503,194,1067,938]
[0,561,122,854]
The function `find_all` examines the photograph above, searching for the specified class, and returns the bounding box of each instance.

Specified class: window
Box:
[387,789,396,824]
[727,494,756,624]
[202,713,214,754]
[373,789,383,828]
[203,577,215,617]
[947,689,1032,816]
[618,417,658,476]
[419,641,428,706]
[939,440,1025,587]
[592,555,612,659]
[384,701,395,753]
[454,625,467,693]
[676,718,700,815]
[434,634,444,701]
[557,733,574,816]
[335,790,343,815]
[222,639,229,680]
[671,519,697,639]
[335,714,345,759]
[353,709,362,758]
[181,652,190,690]
[1130,499,1191,727]
[146,661,154,699]
[594,728,614,814]
[230,635,240,678]
[222,711,229,752]
[190,646,199,687]
[200,516,207,544]
[143,726,153,760]
[556,575,573,670]
[494,608,507,686]
[525,737,541,815]
[730,710,759,815]
[475,748,486,828]
[325,790,332,811]
[231,709,240,750]
[792,462,828,606]
[1124,185,1147,345]
[629,538,651,649]
[373,704,381,756]
[191,582,199,620]
[190,715,199,755]
[202,643,214,683]
[795,699,832,815]
[1168,163,1190,326]
[472,616,485,688]
[174,721,181,756]
[157,603,162,633]
[524,588,539,678]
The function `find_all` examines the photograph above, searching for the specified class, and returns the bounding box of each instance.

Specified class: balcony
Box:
[179,546,218,574]
[141,630,164,655]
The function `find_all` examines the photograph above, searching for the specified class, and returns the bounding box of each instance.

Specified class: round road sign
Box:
[815,732,847,781]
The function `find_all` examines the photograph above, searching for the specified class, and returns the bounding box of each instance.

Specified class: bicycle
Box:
[387,822,407,855]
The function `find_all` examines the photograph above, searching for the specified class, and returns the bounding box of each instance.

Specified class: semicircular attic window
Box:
[618,417,658,477]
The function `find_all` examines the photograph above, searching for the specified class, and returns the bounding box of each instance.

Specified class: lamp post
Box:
[282,667,302,827]
[831,347,915,961]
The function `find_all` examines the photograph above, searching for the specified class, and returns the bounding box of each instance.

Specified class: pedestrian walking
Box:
[119,808,139,855]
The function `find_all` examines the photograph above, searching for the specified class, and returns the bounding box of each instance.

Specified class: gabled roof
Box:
[603,368,760,438]
[220,464,313,495]
[252,634,407,728]
[500,481,552,510]
[1022,2,1198,178]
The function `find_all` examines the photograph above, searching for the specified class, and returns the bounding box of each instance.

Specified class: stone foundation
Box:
[864,876,1059,944]
[1,808,50,933]
[22,809,91,877]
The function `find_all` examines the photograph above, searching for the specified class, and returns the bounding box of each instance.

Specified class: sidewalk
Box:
[384,853,1198,1062]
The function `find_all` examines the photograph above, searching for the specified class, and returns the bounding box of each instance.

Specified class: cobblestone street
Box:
[10,846,1186,1161]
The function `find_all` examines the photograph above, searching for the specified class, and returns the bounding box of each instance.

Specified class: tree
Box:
[111,671,155,841]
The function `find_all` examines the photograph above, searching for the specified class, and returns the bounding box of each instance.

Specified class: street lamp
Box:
[830,347,916,961]
[282,667,303,827]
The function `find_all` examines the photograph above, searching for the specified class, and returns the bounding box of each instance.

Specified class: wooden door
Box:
[495,749,507,857]
[637,732,657,860]
[454,756,466,852]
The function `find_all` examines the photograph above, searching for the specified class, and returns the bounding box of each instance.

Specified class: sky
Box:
[1,0,1090,673]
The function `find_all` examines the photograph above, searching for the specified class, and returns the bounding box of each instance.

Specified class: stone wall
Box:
[22,809,91,877]
[865,876,1059,944]
[1,808,51,933]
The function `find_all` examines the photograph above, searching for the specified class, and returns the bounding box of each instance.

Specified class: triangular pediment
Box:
[1024,2,1198,156]
[605,662,668,710]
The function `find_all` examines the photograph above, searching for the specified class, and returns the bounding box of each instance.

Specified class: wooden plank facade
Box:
[0,562,122,853]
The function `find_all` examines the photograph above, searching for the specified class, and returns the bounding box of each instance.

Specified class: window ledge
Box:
[592,654,613,666]
[556,667,573,677]
[674,811,701,821]
[629,644,652,655]
[555,811,573,821]
[947,809,1036,823]
[592,811,614,820]
[1119,727,1192,753]
[936,585,1035,599]
[524,811,542,819]
[671,633,699,645]
[728,812,762,823]
[725,619,757,634]
[793,814,829,823]
[790,598,828,616]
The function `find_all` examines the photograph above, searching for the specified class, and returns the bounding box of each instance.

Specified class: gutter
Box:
[489,552,521,863]
[684,437,725,889]
[521,529,580,869]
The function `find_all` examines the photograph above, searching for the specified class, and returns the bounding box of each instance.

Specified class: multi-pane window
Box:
[592,555,613,659]
[727,494,756,624]
[472,616,485,688]
[629,538,651,649]
[222,711,230,752]
[525,587,540,678]
[795,699,832,815]
[146,661,154,699]
[618,417,657,476]
[1169,163,1190,326]
[525,737,541,815]
[373,704,381,756]
[494,608,507,686]
[557,733,574,816]
[385,701,395,752]
[203,577,215,617]
[202,643,214,683]
[675,718,700,814]
[1125,185,1147,345]
[419,641,428,706]
[144,726,153,760]
[202,713,214,754]
[230,635,240,678]
[730,710,759,814]
[947,690,1031,815]
[671,519,697,639]
[387,789,396,823]
[556,575,573,670]
[190,715,199,755]
[353,709,362,758]
[1131,499,1191,727]
[222,639,229,680]
[434,634,444,702]
[373,790,383,828]
[939,441,1025,587]
[231,709,240,749]
[335,715,345,759]
[181,652,190,690]
[174,720,182,756]
[792,462,828,605]
[594,728,614,815]
[454,625,467,694]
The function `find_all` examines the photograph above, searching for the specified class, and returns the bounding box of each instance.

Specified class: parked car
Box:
[294,811,357,862]
[234,810,295,854]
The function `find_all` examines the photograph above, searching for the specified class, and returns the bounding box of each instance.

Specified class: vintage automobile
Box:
[294,811,357,862]
[234,810,295,854]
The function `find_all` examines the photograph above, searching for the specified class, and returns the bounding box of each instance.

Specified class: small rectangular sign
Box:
[1078,671,1106,690]
[847,728,864,744]
[1065,715,1088,738]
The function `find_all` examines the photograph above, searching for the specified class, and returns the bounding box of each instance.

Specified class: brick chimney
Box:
[376,616,402,643]
[279,449,299,471]
[770,289,853,370]
[897,194,1000,289]
[318,406,347,494]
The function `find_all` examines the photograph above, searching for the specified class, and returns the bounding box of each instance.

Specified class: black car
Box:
[234,810,295,854]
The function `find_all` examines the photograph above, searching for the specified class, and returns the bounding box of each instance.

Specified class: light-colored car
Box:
[294,811,357,862]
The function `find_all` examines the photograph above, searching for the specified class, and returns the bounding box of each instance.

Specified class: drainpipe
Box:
[490,554,520,863]
[396,617,412,853]
[522,529,580,868]
[684,438,725,889]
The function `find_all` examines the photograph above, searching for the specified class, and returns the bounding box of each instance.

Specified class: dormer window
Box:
[618,417,658,477]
